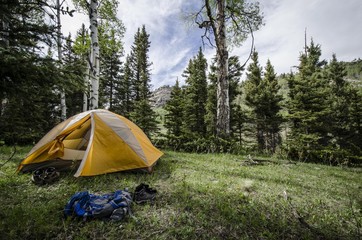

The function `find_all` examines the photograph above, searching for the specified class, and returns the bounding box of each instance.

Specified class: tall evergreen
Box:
[228,56,244,141]
[326,54,362,162]
[206,60,218,136]
[113,55,132,117]
[244,50,264,150]
[73,23,91,111]
[263,60,283,152]
[164,79,184,137]
[244,51,283,152]
[182,48,208,137]
[286,40,331,161]
[62,34,87,117]
[99,26,124,110]
[0,0,60,144]
[128,26,158,137]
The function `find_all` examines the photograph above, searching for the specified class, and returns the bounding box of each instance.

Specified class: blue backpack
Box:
[64,190,132,220]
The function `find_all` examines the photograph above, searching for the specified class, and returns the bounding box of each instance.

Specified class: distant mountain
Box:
[150,85,172,108]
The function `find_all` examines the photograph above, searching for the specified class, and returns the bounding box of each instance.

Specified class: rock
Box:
[150,85,172,108]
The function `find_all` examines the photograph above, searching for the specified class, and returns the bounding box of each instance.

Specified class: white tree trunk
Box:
[83,61,90,112]
[57,0,66,120]
[89,0,100,110]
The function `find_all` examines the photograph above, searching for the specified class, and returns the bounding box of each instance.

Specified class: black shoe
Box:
[135,183,157,194]
[31,167,60,185]
[134,188,156,204]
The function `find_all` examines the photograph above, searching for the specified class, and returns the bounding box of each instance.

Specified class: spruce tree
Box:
[164,79,184,137]
[326,54,362,163]
[244,50,264,150]
[73,24,91,111]
[206,61,218,136]
[263,60,283,152]
[113,55,132,118]
[0,0,60,144]
[182,48,208,137]
[99,26,124,110]
[128,26,158,137]
[286,40,331,161]
[244,51,283,152]
[62,34,87,117]
[228,56,244,141]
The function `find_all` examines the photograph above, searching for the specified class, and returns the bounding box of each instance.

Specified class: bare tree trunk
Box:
[215,0,230,137]
[89,0,100,109]
[83,60,90,111]
[57,0,66,120]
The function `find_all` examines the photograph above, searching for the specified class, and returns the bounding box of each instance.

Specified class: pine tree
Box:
[182,48,208,137]
[286,40,331,161]
[62,34,87,117]
[73,23,91,111]
[128,26,158,137]
[244,51,283,152]
[326,54,362,163]
[99,26,124,110]
[263,60,283,152]
[244,50,264,150]
[206,61,218,136]
[0,1,60,144]
[113,55,132,117]
[164,79,184,137]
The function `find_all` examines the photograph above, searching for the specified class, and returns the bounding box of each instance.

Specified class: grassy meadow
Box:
[0,146,361,239]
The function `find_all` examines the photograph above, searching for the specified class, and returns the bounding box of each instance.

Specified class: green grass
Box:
[0,146,361,239]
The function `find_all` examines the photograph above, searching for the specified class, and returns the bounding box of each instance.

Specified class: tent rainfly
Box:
[18,109,163,177]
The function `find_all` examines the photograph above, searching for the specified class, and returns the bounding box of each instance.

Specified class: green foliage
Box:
[206,55,244,139]
[62,34,88,117]
[98,24,124,110]
[113,55,133,117]
[0,147,361,239]
[324,55,362,164]
[286,40,332,162]
[195,0,263,48]
[164,80,184,137]
[244,51,284,153]
[182,48,208,136]
[162,49,245,153]
[0,1,62,144]
[127,26,159,137]
[285,41,362,165]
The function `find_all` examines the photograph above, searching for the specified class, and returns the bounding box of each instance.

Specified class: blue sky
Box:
[62,0,362,89]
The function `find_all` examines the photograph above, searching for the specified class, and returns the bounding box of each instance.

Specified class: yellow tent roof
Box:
[18,109,163,177]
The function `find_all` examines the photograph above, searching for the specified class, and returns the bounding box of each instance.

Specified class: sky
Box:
[62,0,362,89]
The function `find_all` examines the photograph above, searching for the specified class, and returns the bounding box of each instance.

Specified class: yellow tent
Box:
[18,109,163,177]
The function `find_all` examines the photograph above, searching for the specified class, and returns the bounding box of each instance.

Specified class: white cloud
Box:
[239,0,362,74]
[62,0,362,88]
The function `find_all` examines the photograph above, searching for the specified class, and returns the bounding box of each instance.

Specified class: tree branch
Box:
[240,17,255,70]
